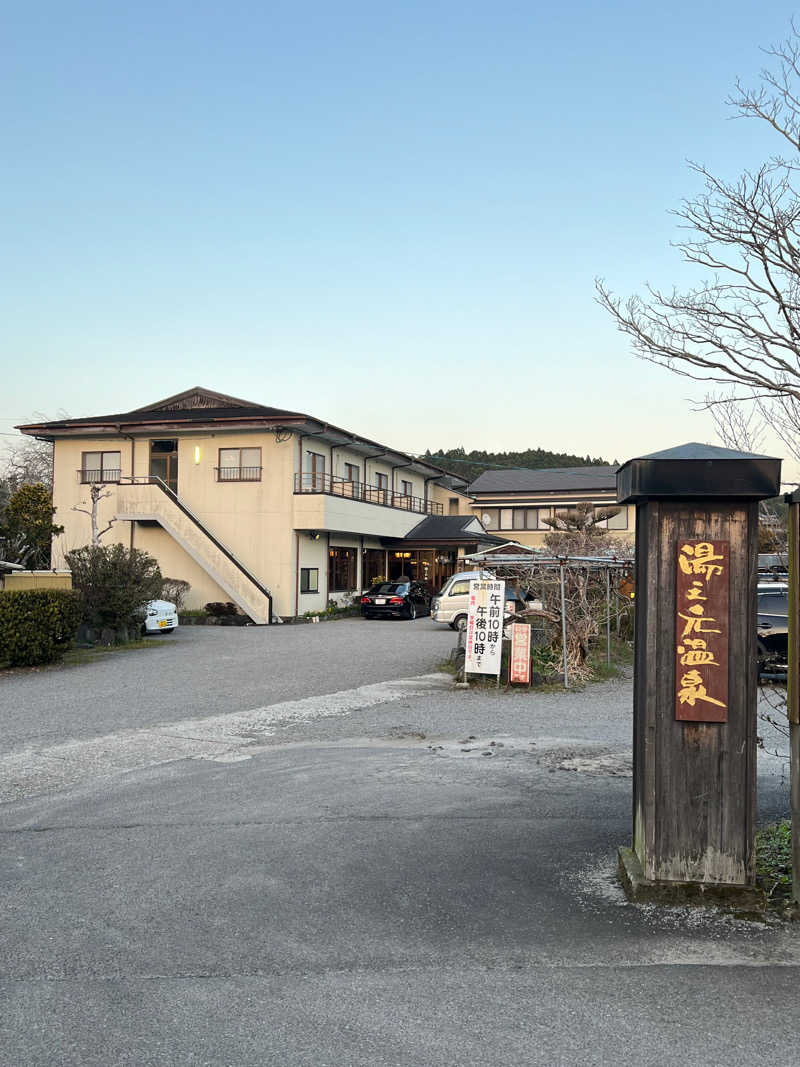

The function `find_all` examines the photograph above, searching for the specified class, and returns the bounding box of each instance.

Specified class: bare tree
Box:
[72,485,117,546]
[705,389,768,454]
[596,25,800,444]
[3,436,53,490]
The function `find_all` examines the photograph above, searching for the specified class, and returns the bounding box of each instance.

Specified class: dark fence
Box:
[293,472,443,516]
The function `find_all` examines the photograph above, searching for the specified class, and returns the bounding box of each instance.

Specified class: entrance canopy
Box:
[382,515,506,588]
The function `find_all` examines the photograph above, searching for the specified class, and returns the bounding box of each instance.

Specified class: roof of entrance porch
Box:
[381,515,507,550]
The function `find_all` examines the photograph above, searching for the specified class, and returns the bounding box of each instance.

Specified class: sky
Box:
[2,1,799,478]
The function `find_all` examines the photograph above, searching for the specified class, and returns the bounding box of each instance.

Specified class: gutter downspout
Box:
[391,459,414,498]
[423,475,437,513]
[119,425,136,550]
[295,531,300,619]
[362,449,388,487]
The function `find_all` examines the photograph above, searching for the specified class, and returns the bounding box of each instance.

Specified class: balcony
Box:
[294,472,443,516]
[215,466,263,482]
[77,468,122,484]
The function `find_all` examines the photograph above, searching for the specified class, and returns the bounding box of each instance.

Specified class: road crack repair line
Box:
[0,673,453,804]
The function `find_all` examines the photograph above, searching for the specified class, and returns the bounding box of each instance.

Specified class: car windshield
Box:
[370,583,409,595]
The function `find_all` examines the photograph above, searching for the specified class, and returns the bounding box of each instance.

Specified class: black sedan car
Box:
[757,586,788,677]
[361,581,432,620]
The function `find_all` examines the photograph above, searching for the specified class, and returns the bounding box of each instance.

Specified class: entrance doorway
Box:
[150,440,178,493]
[387,549,457,591]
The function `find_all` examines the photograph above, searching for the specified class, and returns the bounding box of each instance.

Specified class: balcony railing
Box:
[77,468,122,484]
[215,466,263,482]
[294,472,443,515]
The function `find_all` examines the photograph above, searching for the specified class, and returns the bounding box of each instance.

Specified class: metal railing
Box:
[215,466,263,482]
[77,468,122,484]
[116,475,273,623]
[293,472,443,515]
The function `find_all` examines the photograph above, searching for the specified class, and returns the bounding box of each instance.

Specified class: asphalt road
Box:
[1,628,796,1066]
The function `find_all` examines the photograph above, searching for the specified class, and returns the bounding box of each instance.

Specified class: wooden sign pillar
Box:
[616,443,781,905]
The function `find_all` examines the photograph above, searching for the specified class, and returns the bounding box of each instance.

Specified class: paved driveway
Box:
[0,670,795,1067]
[1,629,795,1066]
[0,617,455,750]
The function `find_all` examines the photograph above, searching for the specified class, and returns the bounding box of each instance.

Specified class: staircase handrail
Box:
[118,476,273,623]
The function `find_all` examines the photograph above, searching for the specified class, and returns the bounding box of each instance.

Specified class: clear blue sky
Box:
[1,1,796,471]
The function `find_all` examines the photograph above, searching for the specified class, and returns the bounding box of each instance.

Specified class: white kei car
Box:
[140,599,179,634]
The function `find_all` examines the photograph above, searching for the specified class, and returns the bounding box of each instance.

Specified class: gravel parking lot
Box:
[0,616,456,751]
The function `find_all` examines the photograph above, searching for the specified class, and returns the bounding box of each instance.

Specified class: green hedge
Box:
[0,589,83,667]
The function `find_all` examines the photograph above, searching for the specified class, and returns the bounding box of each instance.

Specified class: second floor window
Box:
[81,451,121,483]
[217,447,262,481]
[400,480,413,496]
[344,462,360,484]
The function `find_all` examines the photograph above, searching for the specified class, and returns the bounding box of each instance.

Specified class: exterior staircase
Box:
[116,478,273,624]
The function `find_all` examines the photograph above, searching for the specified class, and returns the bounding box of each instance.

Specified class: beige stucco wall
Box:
[3,570,73,591]
[51,431,297,615]
[292,493,421,539]
[48,428,477,619]
[469,500,636,548]
[429,484,473,515]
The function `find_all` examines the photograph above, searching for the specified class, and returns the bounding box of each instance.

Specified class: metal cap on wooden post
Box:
[616,442,781,907]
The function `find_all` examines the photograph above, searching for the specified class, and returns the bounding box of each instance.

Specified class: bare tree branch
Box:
[596,25,800,455]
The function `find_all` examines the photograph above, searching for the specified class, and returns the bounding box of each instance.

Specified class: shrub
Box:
[0,482,63,569]
[161,577,190,612]
[0,589,82,666]
[65,544,163,629]
[205,601,238,617]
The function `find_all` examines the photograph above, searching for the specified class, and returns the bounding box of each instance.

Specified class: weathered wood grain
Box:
[633,501,757,885]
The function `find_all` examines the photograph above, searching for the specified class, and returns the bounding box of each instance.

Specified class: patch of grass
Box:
[62,638,164,666]
[587,636,633,681]
[756,820,793,907]
[1,636,164,674]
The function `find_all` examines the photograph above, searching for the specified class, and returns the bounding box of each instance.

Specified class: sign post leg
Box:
[560,564,569,689]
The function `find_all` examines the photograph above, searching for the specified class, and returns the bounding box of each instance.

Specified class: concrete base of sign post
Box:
[617,847,766,914]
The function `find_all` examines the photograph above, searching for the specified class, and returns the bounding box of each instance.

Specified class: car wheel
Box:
[405,602,417,620]
[454,614,467,632]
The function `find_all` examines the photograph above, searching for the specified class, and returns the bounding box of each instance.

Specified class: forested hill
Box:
[421,447,614,486]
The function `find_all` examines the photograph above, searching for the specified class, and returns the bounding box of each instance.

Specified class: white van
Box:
[431,570,495,631]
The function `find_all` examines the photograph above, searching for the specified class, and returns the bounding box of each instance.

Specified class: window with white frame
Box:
[498,506,553,531]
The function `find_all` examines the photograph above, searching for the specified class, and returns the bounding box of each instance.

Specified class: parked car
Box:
[757,587,788,677]
[360,581,432,620]
[431,570,534,631]
[139,598,179,634]
[430,570,495,631]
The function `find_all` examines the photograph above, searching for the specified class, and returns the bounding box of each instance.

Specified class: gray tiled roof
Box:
[396,516,504,543]
[469,465,619,494]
